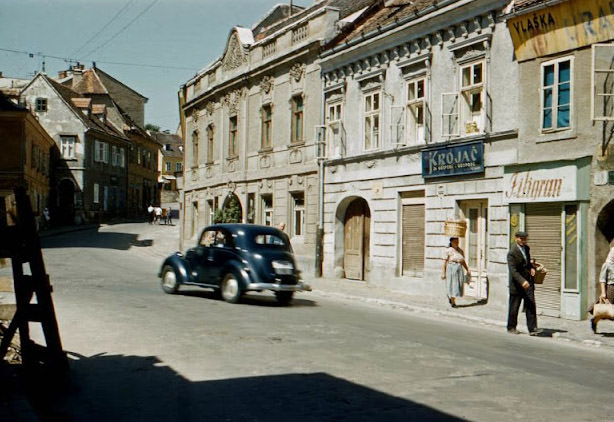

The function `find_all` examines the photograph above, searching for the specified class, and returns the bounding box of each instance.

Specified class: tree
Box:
[213,195,242,223]
[145,123,160,132]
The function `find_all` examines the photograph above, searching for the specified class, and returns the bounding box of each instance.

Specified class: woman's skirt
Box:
[446,262,464,298]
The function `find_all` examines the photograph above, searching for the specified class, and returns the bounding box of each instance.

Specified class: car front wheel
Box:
[221,273,242,303]
[275,291,294,305]
[161,265,179,294]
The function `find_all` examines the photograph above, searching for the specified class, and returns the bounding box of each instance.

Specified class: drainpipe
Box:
[315,71,326,278]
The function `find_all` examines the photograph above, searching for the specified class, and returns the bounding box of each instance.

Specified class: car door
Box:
[206,229,236,285]
[189,229,216,284]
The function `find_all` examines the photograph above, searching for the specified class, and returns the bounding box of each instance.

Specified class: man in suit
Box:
[507,231,542,335]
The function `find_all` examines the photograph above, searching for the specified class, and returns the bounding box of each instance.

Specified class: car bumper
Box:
[246,280,311,292]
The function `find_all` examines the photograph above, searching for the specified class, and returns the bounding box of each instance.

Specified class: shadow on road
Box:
[177,288,317,307]
[41,228,153,251]
[25,352,462,421]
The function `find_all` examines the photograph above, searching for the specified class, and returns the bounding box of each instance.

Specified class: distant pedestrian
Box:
[161,207,168,225]
[442,236,471,308]
[147,204,154,224]
[507,231,541,336]
[154,206,162,224]
[166,207,173,225]
[278,221,286,232]
[588,246,614,333]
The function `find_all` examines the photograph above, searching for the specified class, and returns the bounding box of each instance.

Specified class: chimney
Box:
[0,71,3,78]
[70,63,84,87]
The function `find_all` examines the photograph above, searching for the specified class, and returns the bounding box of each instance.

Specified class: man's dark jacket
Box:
[507,243,533,295]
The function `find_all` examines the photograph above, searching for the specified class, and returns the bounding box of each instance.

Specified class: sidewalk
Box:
[303,276,613,350]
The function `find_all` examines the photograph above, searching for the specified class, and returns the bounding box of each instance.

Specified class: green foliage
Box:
[145,123,160,132]
[214,195,242,223]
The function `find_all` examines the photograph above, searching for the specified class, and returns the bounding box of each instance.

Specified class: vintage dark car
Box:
[158,224,308,304]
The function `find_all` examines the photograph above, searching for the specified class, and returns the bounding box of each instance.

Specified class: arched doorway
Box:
[218,193,243,223]
[343,198,370,280]
[58,179,75,225]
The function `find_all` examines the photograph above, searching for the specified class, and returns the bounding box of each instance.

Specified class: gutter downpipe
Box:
[315,67,326,278]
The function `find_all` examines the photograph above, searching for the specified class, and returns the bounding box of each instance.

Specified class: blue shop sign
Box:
[422,141,484,178]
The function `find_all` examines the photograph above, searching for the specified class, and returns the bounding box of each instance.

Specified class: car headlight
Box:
[272,260,294,275]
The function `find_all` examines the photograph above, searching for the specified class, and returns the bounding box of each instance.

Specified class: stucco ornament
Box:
[222,33,245,72]
[260,76,274,94]
[289,63,306,82]
[192,109,199,122]
[223,89,242,114]
[205,102,215,116]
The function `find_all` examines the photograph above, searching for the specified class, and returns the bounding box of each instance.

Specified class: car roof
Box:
[202,223,285,236]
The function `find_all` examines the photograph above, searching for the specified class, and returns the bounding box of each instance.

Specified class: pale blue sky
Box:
[0,0,299,132]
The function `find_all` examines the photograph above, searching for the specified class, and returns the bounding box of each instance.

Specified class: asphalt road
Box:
[28,223,611,421]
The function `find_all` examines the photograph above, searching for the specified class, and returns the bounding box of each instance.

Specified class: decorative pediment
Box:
[222,32,245,72]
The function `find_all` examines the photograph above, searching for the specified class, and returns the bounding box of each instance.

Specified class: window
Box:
[112,146,119,166]
[35,97,47,112]
[228,116,238,157]
[327,102,344,157]
[192,130,199,168]
[207,199,215,225]
[120,148,125,168]
[261,104,272,149]
[176,162,182,172]
[291,96,303,144]
[292,193,305,237]
[207,125,214,163]
[262,195,273,226]
[363,91,380,150]
[136,147,142,165]
[60,136,76,159]
[406,77,428,145]
[541,57,571,131]
[165,161,172,172]
[165,143,172,151]
[94,140,109,163]
[93,183,100,204]
[460,61,484,134]
[592,44,614,121]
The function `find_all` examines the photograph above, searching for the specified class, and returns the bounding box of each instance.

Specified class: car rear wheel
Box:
[221,273,242,303]
[275,291,294,305]
[161,265,179,294]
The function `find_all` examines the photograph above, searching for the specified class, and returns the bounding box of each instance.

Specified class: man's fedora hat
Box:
[515,231,528,238]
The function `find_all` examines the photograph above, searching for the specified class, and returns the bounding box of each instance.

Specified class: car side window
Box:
[200,230,216,247]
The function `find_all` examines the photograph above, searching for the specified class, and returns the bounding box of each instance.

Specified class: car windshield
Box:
[252,233,290,250]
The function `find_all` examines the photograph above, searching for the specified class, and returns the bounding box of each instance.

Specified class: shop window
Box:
[363,91,380,150]
[541,57,572,131]
[261,194,273,226]
[247,193,255,224]
[564,205,578,291]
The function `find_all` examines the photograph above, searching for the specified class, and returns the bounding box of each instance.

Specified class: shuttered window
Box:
[525,203,562,316]
[402,204,425,274]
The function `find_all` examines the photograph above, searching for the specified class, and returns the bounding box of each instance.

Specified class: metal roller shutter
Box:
[402,204,425,273]
[525,203,561,316]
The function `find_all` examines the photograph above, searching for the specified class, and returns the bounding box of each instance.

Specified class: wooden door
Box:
[344,199,368,280]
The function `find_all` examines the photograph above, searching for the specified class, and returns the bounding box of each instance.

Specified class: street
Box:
[24,222,610,421]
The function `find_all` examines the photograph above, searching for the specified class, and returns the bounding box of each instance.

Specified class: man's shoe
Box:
[529,328,543,336]
[507,328,520,334]
[591,318,597,334]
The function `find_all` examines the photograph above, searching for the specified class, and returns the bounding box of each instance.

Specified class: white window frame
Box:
[292,193,305,237]
[60,136,76,159]
[540,56,573,132]
[261,195,273,226]
[176,162,182,172]
[326,101,344,158]
[94,140,104,162]
[120,148,125,168]
[459,60,485,135]
[111,145,119,166]
[405,76,428,145]
[591,44,614,121]
[165,161,172,172]
[35,97,47,112]
[441,92,459,138]
[363,90,381,151]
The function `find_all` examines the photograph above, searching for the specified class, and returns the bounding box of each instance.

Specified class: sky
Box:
[0,0,300,132]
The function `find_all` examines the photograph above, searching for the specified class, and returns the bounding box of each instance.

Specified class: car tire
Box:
[275,291,294,305]
[161,265,179,294]
[221,273,242,304]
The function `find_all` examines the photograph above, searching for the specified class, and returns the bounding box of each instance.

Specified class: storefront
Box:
[503,158,590,320]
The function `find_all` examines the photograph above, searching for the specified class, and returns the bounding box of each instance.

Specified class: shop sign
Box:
[507,0,614,61]
[421,141,484,179]
[503,166,577,203]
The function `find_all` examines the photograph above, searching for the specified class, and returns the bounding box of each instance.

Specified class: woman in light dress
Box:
[442,236,471,308]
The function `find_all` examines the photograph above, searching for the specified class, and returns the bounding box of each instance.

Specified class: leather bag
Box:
[593,298,614,322]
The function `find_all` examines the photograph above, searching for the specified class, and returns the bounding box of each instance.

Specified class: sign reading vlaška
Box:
[421,141,484,179]
[507,0,614,61]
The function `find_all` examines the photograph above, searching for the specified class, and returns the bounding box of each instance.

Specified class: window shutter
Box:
[390,105,405,146]
[485,90,493,133]
[103,143,109,163]
[441,92,459,137]
[424,101,432,144]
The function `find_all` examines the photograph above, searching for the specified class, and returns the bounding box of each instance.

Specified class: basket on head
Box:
[445,219,467,238]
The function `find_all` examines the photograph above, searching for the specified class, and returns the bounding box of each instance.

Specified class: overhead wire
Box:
[70,0,137,57]
[82,0,160,58]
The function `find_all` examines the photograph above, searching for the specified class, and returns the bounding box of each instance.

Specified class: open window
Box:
[592,44,614,121]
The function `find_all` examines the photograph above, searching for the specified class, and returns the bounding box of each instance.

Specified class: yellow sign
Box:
[507,0,614,61]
